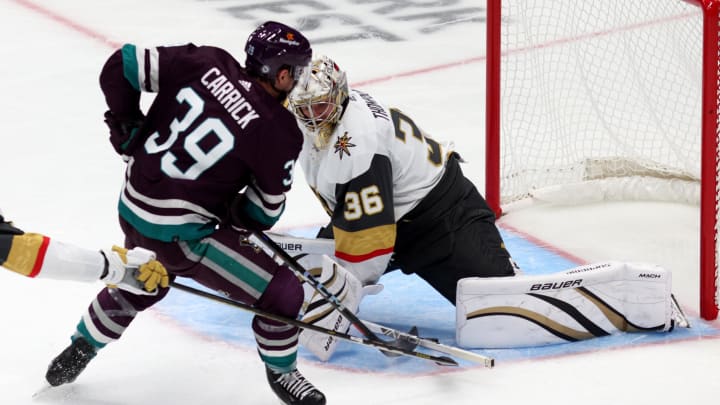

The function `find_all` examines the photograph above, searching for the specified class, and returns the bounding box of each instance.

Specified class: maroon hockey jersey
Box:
[101,43,302,241]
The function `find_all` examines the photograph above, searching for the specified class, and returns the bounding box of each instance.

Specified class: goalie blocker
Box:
[456,261,680,348]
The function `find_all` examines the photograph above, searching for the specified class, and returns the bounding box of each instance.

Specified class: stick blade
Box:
[381,325,420,357]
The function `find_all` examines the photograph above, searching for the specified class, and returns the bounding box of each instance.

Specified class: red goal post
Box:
[485,0,720,320]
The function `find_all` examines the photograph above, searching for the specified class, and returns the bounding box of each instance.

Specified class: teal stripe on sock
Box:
[260,352,297,374]
[76,320,107,349]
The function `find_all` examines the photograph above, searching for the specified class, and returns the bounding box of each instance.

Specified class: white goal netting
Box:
[488,0,720,319]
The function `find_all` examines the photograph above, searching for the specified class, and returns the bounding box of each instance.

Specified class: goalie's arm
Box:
[329,154,397,285]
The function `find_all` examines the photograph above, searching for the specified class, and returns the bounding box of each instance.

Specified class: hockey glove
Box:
[100,246,169,295]
[104,110,145,157]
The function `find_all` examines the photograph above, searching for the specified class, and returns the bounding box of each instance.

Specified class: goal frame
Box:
[485,0,720,320]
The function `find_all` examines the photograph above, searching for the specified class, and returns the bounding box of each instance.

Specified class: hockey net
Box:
[485,0,720,320]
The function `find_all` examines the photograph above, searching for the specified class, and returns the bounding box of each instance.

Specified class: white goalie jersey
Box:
[297,88,454,284]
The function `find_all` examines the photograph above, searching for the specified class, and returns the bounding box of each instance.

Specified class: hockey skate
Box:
[45,337,97,386]
[265,366,326,405]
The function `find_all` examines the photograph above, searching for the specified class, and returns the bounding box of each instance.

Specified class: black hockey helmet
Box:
[244,21,312,82]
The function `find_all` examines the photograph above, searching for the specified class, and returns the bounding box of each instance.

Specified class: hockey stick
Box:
[255,230,495,367]
[362,320,495,368]
[248,231,383,343]
[169,280,458,366]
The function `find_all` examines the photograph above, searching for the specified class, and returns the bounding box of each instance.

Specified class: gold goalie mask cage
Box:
[288,55,349,149]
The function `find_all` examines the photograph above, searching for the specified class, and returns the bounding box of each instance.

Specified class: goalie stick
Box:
[247,231,386,346]
[169,280,458,366]
[250,231,496,367]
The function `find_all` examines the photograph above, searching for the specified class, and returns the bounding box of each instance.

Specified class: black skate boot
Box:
[45,337,97,386]
[265,366,326,405]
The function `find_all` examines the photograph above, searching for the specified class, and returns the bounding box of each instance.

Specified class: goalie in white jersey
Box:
[284,55,689,360]
[289,55,517,297]
[286,55,517,358]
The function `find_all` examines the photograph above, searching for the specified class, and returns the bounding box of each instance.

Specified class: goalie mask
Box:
[288,55,349,149]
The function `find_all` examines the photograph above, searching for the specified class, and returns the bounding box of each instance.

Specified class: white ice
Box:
[1,1,718,404]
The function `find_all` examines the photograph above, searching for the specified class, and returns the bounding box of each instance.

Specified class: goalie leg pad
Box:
[299,255,364,361]
[456,261,673,348]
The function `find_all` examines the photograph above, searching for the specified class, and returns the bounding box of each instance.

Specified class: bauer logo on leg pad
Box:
[530,279,583,291]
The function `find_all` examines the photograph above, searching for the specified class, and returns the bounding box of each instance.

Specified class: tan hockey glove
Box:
[101,246,169,295]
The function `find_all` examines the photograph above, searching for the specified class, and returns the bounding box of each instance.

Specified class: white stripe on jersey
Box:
[250,178,287,204]
[147,47,160,92]
[122,159,220,223]
[246,187,284,218]
[135,47,160,92]
[119,189,210,225]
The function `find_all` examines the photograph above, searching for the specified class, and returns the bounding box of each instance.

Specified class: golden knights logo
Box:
[334,132,355,159]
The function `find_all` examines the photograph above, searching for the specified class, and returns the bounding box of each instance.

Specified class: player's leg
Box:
[45,281,172,386]
[45,223,176,387]
[393,156,517,304]
[180,227,326,405]
[414,213,517,305]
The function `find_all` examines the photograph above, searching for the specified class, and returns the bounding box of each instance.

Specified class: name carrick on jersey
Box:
[297,89,453,284]
[101,43,302,242]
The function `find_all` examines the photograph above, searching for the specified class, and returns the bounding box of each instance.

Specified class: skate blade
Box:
[32,382,78,401]
[32,382,53,398]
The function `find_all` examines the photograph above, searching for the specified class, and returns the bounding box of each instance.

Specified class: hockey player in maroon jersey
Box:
[44,22,326,405]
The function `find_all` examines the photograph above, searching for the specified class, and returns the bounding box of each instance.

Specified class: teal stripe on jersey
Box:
[118,201,216,242]
[243,200,284,227]
[120,44,140,91]
[187,240,271,294]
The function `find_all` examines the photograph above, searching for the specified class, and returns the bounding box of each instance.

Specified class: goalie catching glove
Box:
[100,246,169,295]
